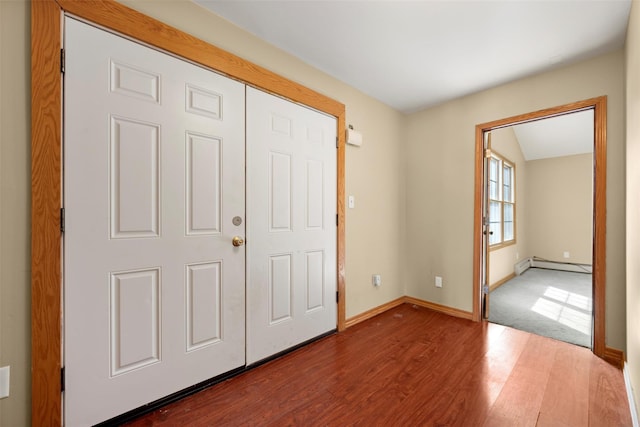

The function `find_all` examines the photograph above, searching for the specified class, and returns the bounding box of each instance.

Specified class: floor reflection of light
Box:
[543,286,592,310]
[531,292,592,336]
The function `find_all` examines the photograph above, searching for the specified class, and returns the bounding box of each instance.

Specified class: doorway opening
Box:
[472,96,607,357]
[483,112,594,348]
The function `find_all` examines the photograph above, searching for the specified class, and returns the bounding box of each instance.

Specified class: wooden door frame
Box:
[31,0,346,424]
[472,96,607,358]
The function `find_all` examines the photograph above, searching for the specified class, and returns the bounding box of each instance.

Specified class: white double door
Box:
[64,18,336,426]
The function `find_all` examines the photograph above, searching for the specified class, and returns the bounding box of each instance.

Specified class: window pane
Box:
[490,158,499,180]
[504,203,514,241]
[489,201,501,221]
[489,201,502,245]
[504,203,514,222]
[503,165,513,202]
[489,158,499,200]
[489,180,498,200]
[503,164,511,182]
[504,221,514,241]
[503,183,511,202]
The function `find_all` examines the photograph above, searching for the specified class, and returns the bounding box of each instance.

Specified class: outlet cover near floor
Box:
[373,274,381,287]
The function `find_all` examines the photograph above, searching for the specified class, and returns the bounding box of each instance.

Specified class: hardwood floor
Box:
[125,304,631,426]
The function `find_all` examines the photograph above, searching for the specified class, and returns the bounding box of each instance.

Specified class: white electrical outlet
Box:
[435,276,443,288]
[372,274,381,287]
[563,251,570,259]
[0,366,10,399]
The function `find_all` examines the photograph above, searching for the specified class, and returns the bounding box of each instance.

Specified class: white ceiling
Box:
[194,0,631,114]
[512,110,594,161]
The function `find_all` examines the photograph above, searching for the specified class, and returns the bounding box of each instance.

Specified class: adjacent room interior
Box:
[485,111,595,349]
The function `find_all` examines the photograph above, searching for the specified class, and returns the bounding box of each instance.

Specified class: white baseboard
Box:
[530,259,592,274]
[624,362,640,427]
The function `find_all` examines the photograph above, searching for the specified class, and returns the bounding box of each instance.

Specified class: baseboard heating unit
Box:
[514,257,532,276]
[514,256,592,275]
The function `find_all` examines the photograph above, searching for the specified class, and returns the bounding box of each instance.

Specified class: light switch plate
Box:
[348,195,355,209]
[0,366,10,399]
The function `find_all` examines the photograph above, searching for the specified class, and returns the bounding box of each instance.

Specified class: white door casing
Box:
[246,87,337,365]
[64,18,246,426]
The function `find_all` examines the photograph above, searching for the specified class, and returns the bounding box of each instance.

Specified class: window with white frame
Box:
[488,152,515,247]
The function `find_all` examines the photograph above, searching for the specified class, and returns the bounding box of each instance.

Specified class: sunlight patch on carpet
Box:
[531,287,592,335]
[543,286,592,310]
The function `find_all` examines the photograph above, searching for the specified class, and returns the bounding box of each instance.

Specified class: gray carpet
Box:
[489,268,592,348]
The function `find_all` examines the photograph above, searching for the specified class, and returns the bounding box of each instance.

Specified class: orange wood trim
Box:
[603,346,625,370]
[337,114,346,331]
[31,1,63,425]
[593,96,607,359]
[472,124,484,321]
[473,96,607,360]
[489,273,516,292]
[32,0,347,424]
[476,97,603,131]
[403,296,474,320]
[344,298,405,328]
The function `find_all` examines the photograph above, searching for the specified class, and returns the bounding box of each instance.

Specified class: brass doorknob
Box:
[232,236,245,247]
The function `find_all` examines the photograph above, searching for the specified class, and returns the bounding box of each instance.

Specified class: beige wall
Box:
[625,0,640,416]
[526,153,593,264]
[0,1,31,426]
[489,127,529,285]
[405,50,626,351]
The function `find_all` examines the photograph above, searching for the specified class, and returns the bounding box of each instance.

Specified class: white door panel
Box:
[246,87,337,364]
[64,18,245,426]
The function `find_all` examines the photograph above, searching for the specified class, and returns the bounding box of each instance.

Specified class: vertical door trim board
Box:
[31,0,346,424]
[472,96,607,359]
[31,1,63,424]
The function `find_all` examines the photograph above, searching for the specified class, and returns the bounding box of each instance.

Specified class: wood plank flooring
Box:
[125,304,631,426]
